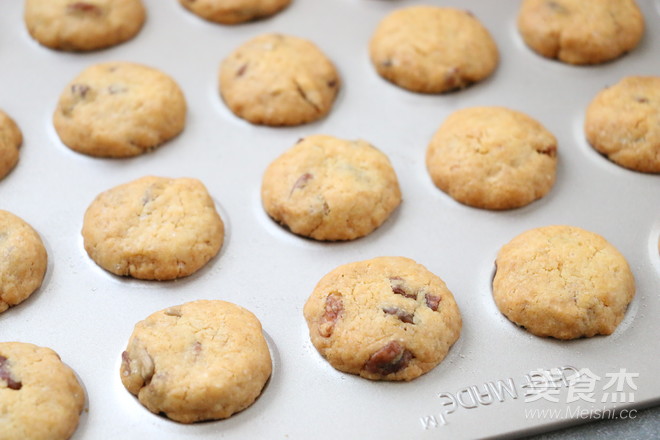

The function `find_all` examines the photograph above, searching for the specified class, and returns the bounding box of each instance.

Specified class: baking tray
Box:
[1,0,659,439]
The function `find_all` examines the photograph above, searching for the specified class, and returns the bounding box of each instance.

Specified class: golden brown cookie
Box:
[369,6,499,93]
[304,257,462,381]
[493,225,635,340]
[426,107,558,210]
[178,0,291,24]
[0,110,22,181]
[0,342,85,440]
[0,210,48,314]
[517,0,644,65]
[24,0,146,52]
[261,135,401,241]
[585,76,660,173]
[120,300,272,423]
[53,62,187,158]
[82,176,224,280]
[219,33,340,126]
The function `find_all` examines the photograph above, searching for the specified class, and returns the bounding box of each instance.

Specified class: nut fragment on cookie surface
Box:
[82,176,224,280]
[492,225,635,340]
[261,135,402,241]
[120,300,272,423]
[0,110,22,181]
[178,0,291,24]
[303,257,462,381]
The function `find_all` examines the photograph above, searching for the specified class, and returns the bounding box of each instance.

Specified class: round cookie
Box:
[426,107,558,210]
[369,6,499,94]
[304,257,462,381]
[178,0,291,24]
[0,210,48,314]
[493,225,635,340]
[585,76,660,173]
[0,110,22,181]
[219,33,340,126]
[120,300,272,423]
[261,135,401,241]
[0,342,85,440]
[517,0,644,65]
[53,62,187,158]
[82,176,224,280]
[24,0,146,52]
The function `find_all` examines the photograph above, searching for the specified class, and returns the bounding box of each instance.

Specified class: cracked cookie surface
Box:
[261,135,401,241]
[219,33,340,126]
[53,62,187,158]
[517,0,644,65]
[0,110,22,181]
[120,300,272,423]
[0,210,47,314]
[24,0,145,51]
[304,256,462,381]
[0,342,85,440]
[426,106,558,210]
[178,0,290,24]
[585,76,660,173]
[82,176,224,280]
[493,225,635,340]
[369,6,499,93]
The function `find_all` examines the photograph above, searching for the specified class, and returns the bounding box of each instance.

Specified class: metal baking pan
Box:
[1,0,658,438]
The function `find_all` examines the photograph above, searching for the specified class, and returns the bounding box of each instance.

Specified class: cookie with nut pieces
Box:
[178,0,291,24]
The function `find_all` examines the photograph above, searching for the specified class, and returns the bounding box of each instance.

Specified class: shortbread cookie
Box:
[121,300,272,423]
[369,6,499,93]
[517,0,644,65]
[0,342,85,440]
[53,62,187,158]
[585,76,660,173]
[304,257,462,381]
[0,111,22,180]
[82,176,224,280]
[426,107,558,210]
[0,210,48,314]
[493,225,635,340]
[261,135,401,241]
[179,0,291,24]
[219,34,340,126]
[24,0,146,51]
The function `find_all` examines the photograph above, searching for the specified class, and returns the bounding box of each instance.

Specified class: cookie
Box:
[517,0,644,65]
[493,225,635,340]
[304,257,462,381]
[585,76,660,173]
[24,0,146,52]
[219,33,340,126]
[0,110,22,181]
[0,342,85,440]
[261,135,401,241]
[0,210,48,314]
[82,176,224,280]
[369,6,499,94]
[121,300,272,423]
[53,62,187,158]
[426,107,558,210]
[178,0,291,24]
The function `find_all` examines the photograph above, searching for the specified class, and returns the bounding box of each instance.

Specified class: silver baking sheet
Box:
[1,0,659,439]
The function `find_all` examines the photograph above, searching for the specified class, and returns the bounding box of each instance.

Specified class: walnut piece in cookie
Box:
[0,110,22,181]
[178,0,291,25]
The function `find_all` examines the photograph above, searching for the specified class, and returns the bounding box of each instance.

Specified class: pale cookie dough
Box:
[0,110,22,181]
[53,62,187,158]
[82,176,224,280]
[179,0,291,24]
[426,107,558,210]
[121,300,272,423]
[24,0,146,52]
[261,135,401,241]
[517,0,644,65]
[0,342,85,440]
[304,257,462,381]
[369,6,499,93]
[0,210,48,314]
[219,33,340,126]
[493,225,635,340]
[585,76,660,173]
